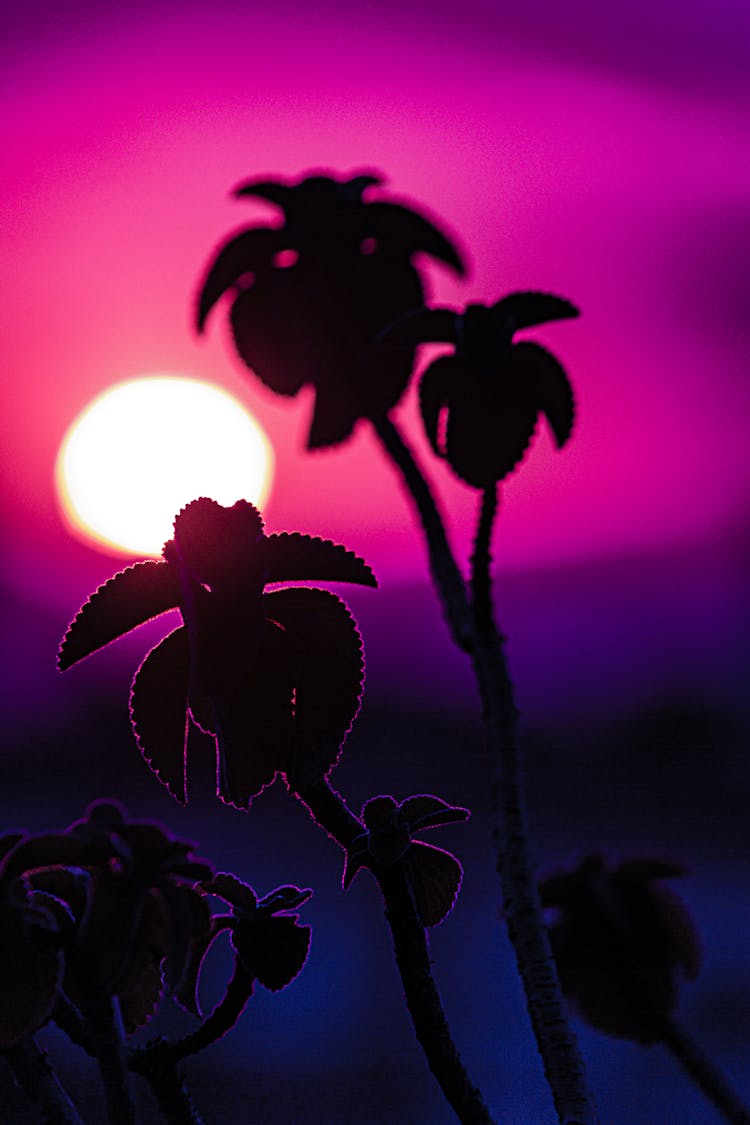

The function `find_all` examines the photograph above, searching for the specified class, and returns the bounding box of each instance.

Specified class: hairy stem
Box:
[292,778,495,1125]
[377,429,595,1121]
[137,1063,208,1125]
[131,960,254,1069]
[2,1037,85,1125]
[372,415,474,652]
[472,626,595,1125]
[661,1018,750,1125]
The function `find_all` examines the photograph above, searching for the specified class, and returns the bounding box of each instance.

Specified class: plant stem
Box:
[81,992,135,1125]
[3,1037,85,1124]
[135,1062,208,1125]
[376,428,596,1122]
[372,415,474,652]
[470,487,498,628]
[471,626,595,1125]
[661,1018,750,1125]
[131,960,254,1069]
[292,777,496,1125]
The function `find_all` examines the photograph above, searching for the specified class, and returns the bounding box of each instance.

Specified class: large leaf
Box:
[264,589,365,790]
[130,628,190,804]
[196,227,282,331]
[58,560,180,671]
[406,842,463,927]
[261,532,376,587]
[512,341,575,449]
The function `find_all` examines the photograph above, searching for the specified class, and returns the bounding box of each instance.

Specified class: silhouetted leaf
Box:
[158,881,211,993]
[58,561,180,671]
[261,532,377,587]
[1,833,111,884]
[212,620,293,808]
[405,843,463,927]
[75,868,144,992]
[490,291,579,334]
[513,341,575,449]
[399,795,470,832]
[264,588,364,789]
[173,498,265,588]
[361,794,398,830]
[174,915,233,1018]
[232,914,311,992]
[130,628,190,805]
[257,885,313,915]
[446,360,539,486]
[418,356,454,456]
[196,227,283,331]
[209,873,257,913]
[361,202,466,274]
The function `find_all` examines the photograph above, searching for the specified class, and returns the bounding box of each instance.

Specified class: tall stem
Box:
[376,422,596,1122]
[292,778,496,1125]
[81,992,134,1125]
[372,415,474,652]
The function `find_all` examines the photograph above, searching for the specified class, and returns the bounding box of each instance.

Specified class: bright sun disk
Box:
[56,376,273,556]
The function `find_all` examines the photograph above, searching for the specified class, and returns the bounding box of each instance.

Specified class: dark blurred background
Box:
[2,0,750,1121]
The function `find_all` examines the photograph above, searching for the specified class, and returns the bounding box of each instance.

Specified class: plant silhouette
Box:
[4,166,747,1125]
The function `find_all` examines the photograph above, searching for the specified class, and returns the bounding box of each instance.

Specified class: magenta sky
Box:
[3,0,749,602]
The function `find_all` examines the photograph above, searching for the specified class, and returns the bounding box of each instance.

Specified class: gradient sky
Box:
[3,0,750,608]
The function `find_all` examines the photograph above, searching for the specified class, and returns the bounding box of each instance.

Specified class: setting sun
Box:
[56,376,273,556]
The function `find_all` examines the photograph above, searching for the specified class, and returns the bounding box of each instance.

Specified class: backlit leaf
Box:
[130,628,190,804]
[261,533,376,587]
[58,561,180,671]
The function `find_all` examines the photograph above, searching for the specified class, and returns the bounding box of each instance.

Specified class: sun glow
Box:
[56,376,273,556]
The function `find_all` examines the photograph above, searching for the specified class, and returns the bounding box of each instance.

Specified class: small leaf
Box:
[232,915,311,992]
[196,227,283,331]
[130,628,190,805]
[513,341,575,449]
[174,915,233,1018]
[361,795,398,831]
[232,178,295,208]
[173,498,265,588]
[399,795,470,833]
[490,291,579,334]
[208,873,258,914]
[406,842,463,927]
[257,885,313,915]
[1,833,111,884]
[362,202,466,275]
[264,589,365,790]
[446,365,539,486]
[158,882,212,994]
[261,533,377,588]
[58,561,180,671]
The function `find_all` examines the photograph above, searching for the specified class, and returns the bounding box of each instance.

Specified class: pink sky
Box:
[3,0,749,605]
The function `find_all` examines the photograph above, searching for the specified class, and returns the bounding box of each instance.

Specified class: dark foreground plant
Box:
[7,167,746,1124]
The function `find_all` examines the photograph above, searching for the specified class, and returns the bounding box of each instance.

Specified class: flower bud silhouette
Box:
[197,170,465,448]
[539,854,702,1045]
[382,291,577,487]
[59,499,377,808]
[343,793,469,927]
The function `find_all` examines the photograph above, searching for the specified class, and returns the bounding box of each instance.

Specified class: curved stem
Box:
[3,1037,85,1125]
[371,415,474,652]
[661,1018,750,1125]
[137,1064,208,1125]
[131,960,254,1069]
[291,777,496,1125]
